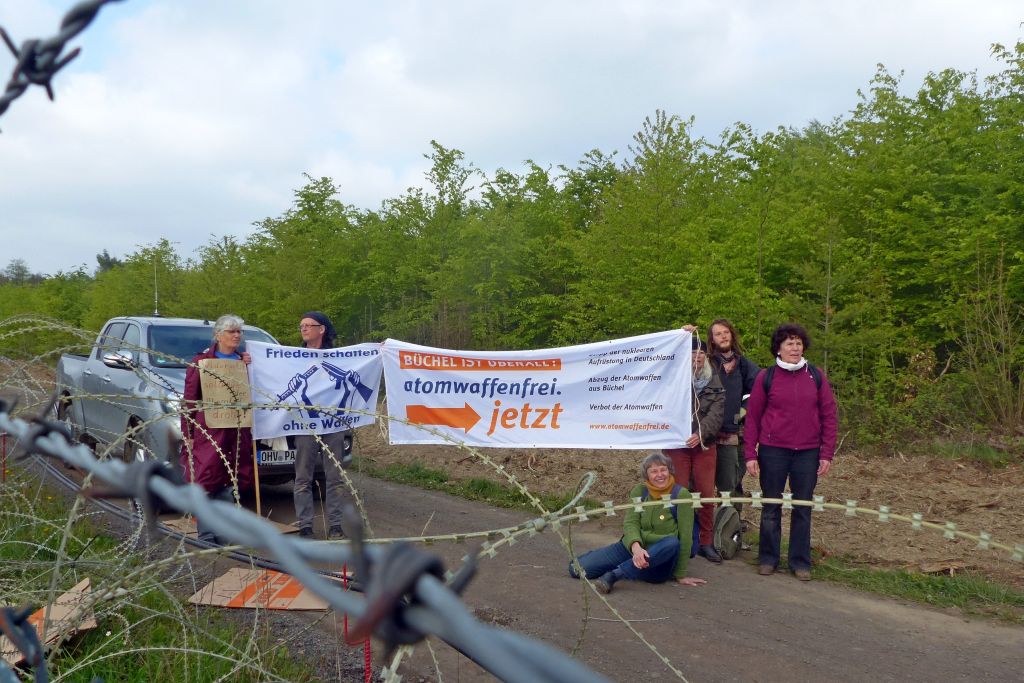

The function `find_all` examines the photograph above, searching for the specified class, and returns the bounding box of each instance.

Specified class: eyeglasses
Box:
[299,324,324,331]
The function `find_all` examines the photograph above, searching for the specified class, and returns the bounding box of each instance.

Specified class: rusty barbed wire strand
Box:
[0,403,609,683]
[0,0,122,126]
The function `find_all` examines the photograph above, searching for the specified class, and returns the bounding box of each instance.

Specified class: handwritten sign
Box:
[198,358,253,428]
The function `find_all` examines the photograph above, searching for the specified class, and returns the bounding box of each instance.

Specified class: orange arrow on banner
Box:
[406,403,481,432]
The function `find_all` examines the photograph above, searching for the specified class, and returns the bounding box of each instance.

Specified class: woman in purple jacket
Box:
[180,314,255,543]
[744,323,837,581]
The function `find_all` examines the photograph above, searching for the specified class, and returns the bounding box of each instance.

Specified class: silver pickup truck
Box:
[55,316,348,485]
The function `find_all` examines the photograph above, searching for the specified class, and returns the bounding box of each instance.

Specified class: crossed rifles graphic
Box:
[277,362,373,418]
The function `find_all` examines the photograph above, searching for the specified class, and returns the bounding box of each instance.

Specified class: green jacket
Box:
[621,483,693,579]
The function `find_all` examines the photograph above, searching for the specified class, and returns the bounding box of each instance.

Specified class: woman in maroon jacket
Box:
[744,323,837,581]
[179,314,255,543]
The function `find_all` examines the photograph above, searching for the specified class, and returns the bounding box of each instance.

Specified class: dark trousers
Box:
[757,446,819,571]
[293,431,348,530]
[570,536,680,584]
[715,439,745,513]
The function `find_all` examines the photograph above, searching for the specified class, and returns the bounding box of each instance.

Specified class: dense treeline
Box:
[3,44,1022,453]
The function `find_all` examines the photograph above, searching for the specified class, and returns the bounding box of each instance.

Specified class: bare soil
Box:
[355,424,1024,592]
[339,465,1024,682]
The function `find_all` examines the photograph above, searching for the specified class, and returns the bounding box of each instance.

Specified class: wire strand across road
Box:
[0,400,610,683]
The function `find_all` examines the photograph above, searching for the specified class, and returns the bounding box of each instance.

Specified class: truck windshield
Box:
[148,325,277,368]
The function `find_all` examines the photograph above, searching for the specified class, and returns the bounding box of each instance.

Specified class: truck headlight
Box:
[163,392,182,415]
[163,392,184,440]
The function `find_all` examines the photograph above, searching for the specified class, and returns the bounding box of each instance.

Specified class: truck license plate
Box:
[257,449,296,465]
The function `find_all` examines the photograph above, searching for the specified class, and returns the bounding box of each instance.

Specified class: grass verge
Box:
[0,468,323,682]
[744,534,1024,625]
[812,554,1024,624]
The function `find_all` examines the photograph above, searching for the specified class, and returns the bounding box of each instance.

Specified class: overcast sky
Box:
[1,1,1021,276]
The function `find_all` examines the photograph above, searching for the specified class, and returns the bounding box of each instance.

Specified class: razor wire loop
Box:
[0,606,46,683]
[83,457,183,535]
[0,0,122,122]
[0,404,609,683]
[10,386,1024,564]
[346,540,447,654]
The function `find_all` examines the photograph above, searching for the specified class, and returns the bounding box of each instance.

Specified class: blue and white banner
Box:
[247,340,383,440]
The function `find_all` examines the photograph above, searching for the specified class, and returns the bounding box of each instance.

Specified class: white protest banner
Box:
[382,330,692,448]
[247,340,383,440]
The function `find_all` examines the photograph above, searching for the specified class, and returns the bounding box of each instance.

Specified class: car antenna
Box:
[152,254,161,317]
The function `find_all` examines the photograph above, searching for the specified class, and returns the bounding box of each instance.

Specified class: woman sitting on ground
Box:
[568,452,708,593]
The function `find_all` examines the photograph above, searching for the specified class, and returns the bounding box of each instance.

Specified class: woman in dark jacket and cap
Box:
[291,311,350,539]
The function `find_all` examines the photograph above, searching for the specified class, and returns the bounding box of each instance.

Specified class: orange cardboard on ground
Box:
[189,568,329,610]
[0,578,97,665]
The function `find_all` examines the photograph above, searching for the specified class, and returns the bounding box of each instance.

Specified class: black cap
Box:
[301,311,337,349]
[692,337,707,352]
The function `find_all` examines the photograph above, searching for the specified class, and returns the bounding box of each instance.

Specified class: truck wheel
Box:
[54,393,78,441]
[122,418,153,464]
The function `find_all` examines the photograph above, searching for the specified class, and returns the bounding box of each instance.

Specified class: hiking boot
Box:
[699,544,723,563]
[757,564,775,576]
[595,571,617,594]
[328,525,345,540]
[792,568,812,582]
[298,527,315,538]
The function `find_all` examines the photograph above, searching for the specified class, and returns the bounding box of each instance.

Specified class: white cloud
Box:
[0,0,1020,274]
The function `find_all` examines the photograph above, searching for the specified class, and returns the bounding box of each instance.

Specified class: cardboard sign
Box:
[162,516,299,537]
[1,578,97,665]
[198,358,253,428]
[189,568,330,610]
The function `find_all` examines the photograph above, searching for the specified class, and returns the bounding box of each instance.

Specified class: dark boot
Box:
[595,570,618,594]
[699,544,723,563]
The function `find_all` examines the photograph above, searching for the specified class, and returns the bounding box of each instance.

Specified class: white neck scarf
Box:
[775,356,807,372]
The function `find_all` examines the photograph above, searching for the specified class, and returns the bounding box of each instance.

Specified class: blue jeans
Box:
[757,446,819,571]
[570,536,680,584]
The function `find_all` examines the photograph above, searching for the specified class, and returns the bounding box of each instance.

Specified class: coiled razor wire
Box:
[0,0,122,126]
[0,402,611,683]
[2,318,1023,681]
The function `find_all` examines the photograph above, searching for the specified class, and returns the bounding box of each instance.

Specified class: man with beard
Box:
[707,319,761,514]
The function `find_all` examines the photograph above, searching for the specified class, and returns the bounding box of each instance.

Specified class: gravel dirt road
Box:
[261,472,1024,682]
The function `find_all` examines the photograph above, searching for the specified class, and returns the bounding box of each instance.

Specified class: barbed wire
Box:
[0,402,610,683]
[0,0,122,126]
[31,388,1024,562]
[0,606,45,683]
[3,318,1023,681]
